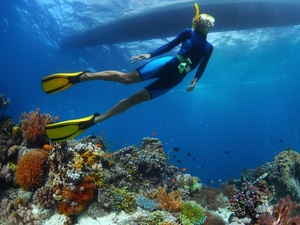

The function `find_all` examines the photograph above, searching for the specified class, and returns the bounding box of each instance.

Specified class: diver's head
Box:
[193,13,215,35]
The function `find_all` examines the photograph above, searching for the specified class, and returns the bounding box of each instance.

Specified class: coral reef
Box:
[0,197,40,225]
[157,186,183,212]
[180,201,207,225]
[34,186,56,209]
[227,180,275,221]
[20,108,53,147]
[0,133,14,164]
[0,92,11,110]
[136,197,157,211]
[199,186,222,211]
[15,149,49,191]
[138,211,164,225]
[109,137,168,191]
[1,129,299,225]
[98,187,137,213]
[253,148,300,201]
[255,195,300,225]
[57,176,96,216]
[203,211,226,225]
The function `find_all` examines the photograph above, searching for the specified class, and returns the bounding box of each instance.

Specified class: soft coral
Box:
[256,195,300,225]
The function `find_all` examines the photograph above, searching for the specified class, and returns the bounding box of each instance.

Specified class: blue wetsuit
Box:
[137,28,213,99]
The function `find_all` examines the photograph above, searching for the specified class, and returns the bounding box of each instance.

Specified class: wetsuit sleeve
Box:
[149,28,191,57]
[194,44,213,80]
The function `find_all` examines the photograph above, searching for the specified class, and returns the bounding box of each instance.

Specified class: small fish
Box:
[177,160,181,163]
[279,139,283,143]
[53,116,60,121]
[173,147,180,152]
[225,150,229,154]
[171,177,176,183]
[43,144,53,151]
[106,153,110,158]
[208,179,214,184]
[152,131,157,136]
[100,131,105,135]
[218,179,222,183]
[109,161,113,166]
[201,166,205,170]
[187,153,192,156]
[173,155,177,158]
[193,157,196,161]
[95,143,101,147]
[181,167,187,172]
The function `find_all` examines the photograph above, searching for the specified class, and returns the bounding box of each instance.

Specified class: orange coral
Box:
[58,176,96,216]
[157,186,183,212]
[15,149,49,190]
[20,108,52,143]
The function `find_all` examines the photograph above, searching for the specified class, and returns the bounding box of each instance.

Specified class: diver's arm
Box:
[186,77,198,92]
[186,44,213,92]
[150,28,190,57]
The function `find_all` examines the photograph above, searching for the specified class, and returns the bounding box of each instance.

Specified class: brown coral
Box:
[58,176,96,216]
[203,211,226,225]
[20,108,52,146]
[34,186,56,209]
[200,186,222,210]
[157,186,183,212]
[15,149,49,190]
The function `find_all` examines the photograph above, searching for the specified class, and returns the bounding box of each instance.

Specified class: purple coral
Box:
[228,180,275,219]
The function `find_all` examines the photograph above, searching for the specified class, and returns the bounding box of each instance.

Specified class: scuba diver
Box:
[41,4,215,142]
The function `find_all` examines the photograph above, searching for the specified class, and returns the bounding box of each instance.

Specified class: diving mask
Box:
[199,13,215,27]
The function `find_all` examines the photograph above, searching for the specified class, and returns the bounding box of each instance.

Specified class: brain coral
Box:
[15,149,49,190]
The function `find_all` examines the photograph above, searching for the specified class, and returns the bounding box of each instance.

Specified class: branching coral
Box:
[0,197,40,225]
[255,195,300,225]
[157,186,183,212]
[58,176,96,216]
[20,108,52,145]
[15,149,49,191]
[113,187,137,213]
[97,187,137,213]
[138,211,164,225]
[34,186,56,209]
[227,180,275,219]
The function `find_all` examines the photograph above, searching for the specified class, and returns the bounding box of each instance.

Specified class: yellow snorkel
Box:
[192,3,200,28]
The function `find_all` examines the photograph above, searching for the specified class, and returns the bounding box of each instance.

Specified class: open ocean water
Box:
[1,0,300,185]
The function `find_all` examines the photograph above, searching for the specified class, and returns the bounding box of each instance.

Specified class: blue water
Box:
[1,1,300,185]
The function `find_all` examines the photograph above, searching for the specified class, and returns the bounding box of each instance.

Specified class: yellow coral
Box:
[159,222,180,225]
[157,186,183,212]
[81,150,100,166]
[90,171,105,188]
[74,153,84,170]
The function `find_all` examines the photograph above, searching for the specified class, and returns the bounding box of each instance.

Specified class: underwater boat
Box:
[62,0,300,48]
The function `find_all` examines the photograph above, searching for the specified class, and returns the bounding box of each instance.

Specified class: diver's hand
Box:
[186,78,198,92]
[130,54,151,63]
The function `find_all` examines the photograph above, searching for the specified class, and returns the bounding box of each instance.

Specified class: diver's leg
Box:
[94,89,151,124]
[81,70,141,84]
